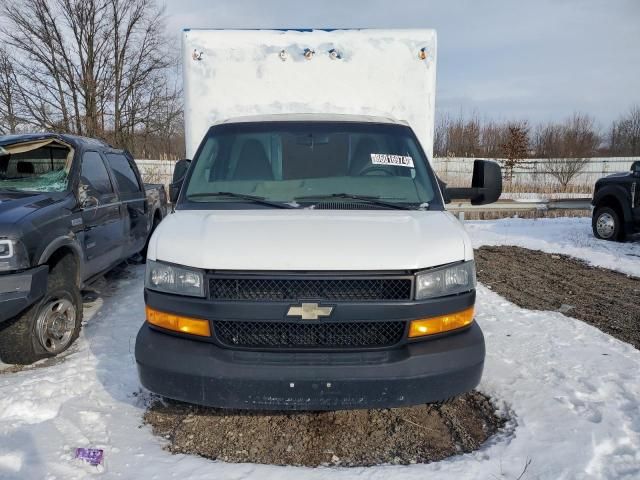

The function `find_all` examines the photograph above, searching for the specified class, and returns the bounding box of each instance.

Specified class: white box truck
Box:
[135,29,502,410]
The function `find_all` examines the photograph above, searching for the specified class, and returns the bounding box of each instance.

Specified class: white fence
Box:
[434,157,639,187]
[134,156,640,191]
[135,159,177,190]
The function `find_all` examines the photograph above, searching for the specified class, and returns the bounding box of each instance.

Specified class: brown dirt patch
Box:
[475,245,640,349]
[144,391,504,467]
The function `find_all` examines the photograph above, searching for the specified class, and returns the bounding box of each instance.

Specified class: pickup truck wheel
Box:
[592,206,622,241]
[35,296,77,354]
[0,261,82,365]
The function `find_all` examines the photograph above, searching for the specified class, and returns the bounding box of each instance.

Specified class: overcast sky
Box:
[164,0,640,127]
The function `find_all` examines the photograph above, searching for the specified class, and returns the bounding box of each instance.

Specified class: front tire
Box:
[592,206,622,241]
[0,258,82,365]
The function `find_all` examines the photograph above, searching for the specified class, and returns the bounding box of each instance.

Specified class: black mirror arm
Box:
[446,187,492,205]
[446,187,480,199]
[444,160,502,206]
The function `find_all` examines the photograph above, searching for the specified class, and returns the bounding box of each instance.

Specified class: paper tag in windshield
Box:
[370,154,414,168]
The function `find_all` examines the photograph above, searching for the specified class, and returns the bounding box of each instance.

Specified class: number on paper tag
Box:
[370,154,414,168]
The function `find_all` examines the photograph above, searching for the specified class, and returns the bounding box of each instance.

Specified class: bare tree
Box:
[435,113,522,159]
[535,113,600,190]
[108,0,177,151]
[500,121,529,181]
[433,113,449,157]
[0,0,181,156]
[2,0,80,132]
[433,112,484,157]
[59,0,113,137]
[480,120,509,158]
[609,105,640,156]
[0,47,20,134]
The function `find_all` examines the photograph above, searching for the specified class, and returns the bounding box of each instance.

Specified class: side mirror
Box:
[78,182,99,208]
[445,159,502,206]
[169,159,191,203]
[81,196,99,209]
[632,161,640,177]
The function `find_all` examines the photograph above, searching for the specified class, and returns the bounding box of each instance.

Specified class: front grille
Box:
[213,320,405,349]
[209,277,412,301]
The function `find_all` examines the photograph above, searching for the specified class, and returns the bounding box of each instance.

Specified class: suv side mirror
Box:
[169,159,191,203]
[81,195,99,209]
[632,161,640,177]
[445,159,502,205]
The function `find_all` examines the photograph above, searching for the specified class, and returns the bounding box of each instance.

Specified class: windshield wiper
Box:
[295,193,417,210]
[186,191,297,209]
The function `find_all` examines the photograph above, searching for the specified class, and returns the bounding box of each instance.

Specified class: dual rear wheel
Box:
[592,206,623,241]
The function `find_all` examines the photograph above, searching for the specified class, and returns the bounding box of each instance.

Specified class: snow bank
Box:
[467,216,640,277]
[0,218,639,479]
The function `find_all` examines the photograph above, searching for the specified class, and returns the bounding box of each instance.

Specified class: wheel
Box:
[592,206,622,241]
[0,256,82,365]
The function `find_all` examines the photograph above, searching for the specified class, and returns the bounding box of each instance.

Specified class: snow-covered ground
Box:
[467,216,640,277]
[1,217,639,479]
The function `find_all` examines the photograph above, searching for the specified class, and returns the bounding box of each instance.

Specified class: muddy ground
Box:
[144,391,503,467]
[475,245,640,349]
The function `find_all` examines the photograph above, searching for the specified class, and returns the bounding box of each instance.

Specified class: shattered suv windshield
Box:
[0,139,72,193]
[184,121,439,209]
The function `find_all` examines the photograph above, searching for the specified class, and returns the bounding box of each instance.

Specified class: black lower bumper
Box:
[135,321,485,411]
[0,266,48,323]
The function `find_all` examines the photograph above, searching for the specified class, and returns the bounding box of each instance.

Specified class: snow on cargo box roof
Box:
[182,29,437,160]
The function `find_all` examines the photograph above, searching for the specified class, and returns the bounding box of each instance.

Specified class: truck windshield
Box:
[0,140,72,193]
[184,122,438,208]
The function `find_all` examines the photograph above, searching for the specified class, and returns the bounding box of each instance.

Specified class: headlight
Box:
[145,260,205,297]
[415,260,476,300]
[0,239,30,272]
[0,240,13,258]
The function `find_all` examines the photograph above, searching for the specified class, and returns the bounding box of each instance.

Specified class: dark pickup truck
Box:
[592,161,640,241]
[0,133,167,364]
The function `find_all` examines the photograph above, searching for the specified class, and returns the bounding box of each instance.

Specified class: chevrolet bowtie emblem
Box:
[287,303,334,320]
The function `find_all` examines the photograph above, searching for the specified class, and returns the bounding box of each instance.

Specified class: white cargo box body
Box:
[182,29,437,160]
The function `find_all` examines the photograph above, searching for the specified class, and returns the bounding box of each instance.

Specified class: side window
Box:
[81,151,114,197]
[106,153,141,194]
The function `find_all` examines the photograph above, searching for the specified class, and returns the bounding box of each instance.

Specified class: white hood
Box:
[148,209,472,271]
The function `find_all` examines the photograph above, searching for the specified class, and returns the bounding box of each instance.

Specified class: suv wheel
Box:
[592,206,622,241]
[0,256,82,365]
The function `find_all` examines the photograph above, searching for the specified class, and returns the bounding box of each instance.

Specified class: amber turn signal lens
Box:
[408,306,475,338]
[145,305,211,337]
